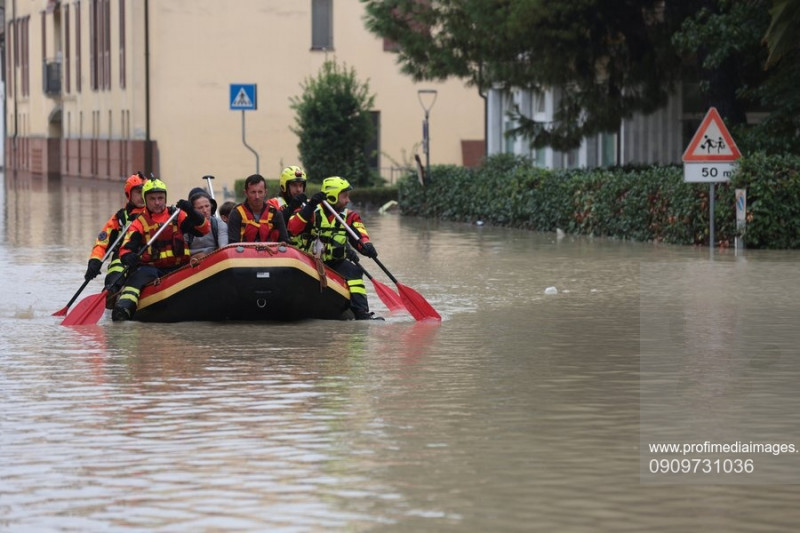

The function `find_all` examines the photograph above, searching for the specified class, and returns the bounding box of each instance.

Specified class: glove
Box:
[289,193,307,210]
[360,242,378,258]
[176,199,193,213]
[84,258,103,281]
[121,253,139,270]
[308,192,326,206]
[346,246,359,263]
[299,192,326,221]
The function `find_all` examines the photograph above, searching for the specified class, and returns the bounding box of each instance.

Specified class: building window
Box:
[383,38,398,52]
[90,0,96,89]
[119,0,126,88]
[65,4,71,93]
[76,1,82,93]
[21,17,30,97]
[7,22,13,98]
[41,11,46,63]
[90,0,110,90]
[504,119,516,154]
[104,0,111,89]
[367,111,380,173]
[600,132,616,167]
[311,0,333,50]
[534,146,546,167]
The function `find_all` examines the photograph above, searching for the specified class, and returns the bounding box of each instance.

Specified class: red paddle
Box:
[322,200,441,322]
[61,208,181,326]
[358,262,405,313]
[53,220,133,316]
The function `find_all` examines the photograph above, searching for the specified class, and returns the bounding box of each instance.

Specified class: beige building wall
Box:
[6,0,485,198]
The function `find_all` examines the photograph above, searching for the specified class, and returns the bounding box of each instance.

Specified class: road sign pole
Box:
[241,110,259,175]
[709,183,715,250]
[735,188,746,253]
[230,83,260,175]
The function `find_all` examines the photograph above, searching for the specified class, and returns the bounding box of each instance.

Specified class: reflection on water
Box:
[3,171,800,531]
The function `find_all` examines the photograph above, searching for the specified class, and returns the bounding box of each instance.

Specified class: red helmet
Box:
[124,174,146,200]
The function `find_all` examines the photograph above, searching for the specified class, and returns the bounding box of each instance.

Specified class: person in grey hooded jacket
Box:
[186,188,228,259]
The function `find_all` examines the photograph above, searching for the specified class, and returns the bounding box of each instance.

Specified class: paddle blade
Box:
[370,279,405,314]
[61,291,108,326]
[397,283,441,322]
[52,306,68,317]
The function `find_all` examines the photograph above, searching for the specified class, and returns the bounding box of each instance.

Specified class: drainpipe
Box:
[144,0,151,175]
[480,89,487,162]
[12,0,18,151]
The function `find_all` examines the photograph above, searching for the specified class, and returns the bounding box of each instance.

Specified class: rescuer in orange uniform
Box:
[288,176,381,320]
[84,173,147,308]
[111,179,210,321]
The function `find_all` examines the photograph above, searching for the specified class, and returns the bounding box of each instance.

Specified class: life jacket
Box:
[137,207,189,268]
[266,197,287,211]
[311,207,354,262]
[268,196,307,247]
[91,204,145,262]
[236,203,280,242]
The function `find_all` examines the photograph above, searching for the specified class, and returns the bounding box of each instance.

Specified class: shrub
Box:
[397,153,800,249]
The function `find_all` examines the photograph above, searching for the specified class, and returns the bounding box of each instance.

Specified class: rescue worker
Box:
[226,174,288,244]
[267,165,309,246]
[111,179,210,321]
[287,176,382,320]
[84,172,147,308]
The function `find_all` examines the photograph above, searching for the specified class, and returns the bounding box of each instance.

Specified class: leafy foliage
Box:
[362,0,684,150]
[290,60,378,186]
[364,0,800,155]
[764,0,800,67]
[398,154,800,249]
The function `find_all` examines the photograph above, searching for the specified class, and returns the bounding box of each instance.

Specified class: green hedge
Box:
[397,153,800,249]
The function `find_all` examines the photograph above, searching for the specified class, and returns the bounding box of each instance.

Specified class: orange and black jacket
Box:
[120,207,210,269]
[229,202,283,243]
[89,204,145,262]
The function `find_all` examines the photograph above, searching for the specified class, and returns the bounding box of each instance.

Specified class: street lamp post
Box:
[418,89,438,182]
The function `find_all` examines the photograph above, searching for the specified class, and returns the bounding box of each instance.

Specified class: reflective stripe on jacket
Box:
[89,204,145,261]
[309,207,370,262]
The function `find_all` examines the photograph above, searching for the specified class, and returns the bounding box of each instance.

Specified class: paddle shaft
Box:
[56,220,133,314]
[320,200,440,321]
[61,208,184,326]
[322,200,400,282]
[203,175,216,200]
[105,207,182,289]
[321,200,370,247]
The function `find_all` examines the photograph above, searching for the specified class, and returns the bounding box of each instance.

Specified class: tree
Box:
[672,0,800,154]
[290,60,377,186]
[671,0,770,127]
[362,0,686,150]
[764,0,800,67]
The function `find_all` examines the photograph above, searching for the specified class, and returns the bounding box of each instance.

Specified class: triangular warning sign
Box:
[232,88,252,107]
[682,107,742,162]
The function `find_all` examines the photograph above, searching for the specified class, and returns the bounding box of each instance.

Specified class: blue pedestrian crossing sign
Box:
[230,84,257,110]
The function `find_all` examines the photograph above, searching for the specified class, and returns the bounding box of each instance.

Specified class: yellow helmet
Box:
[279,166,307,194]
[321,176,353,204]
[142,178,168,198]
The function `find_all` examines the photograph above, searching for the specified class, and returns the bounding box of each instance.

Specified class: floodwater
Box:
[2,172,800,532]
